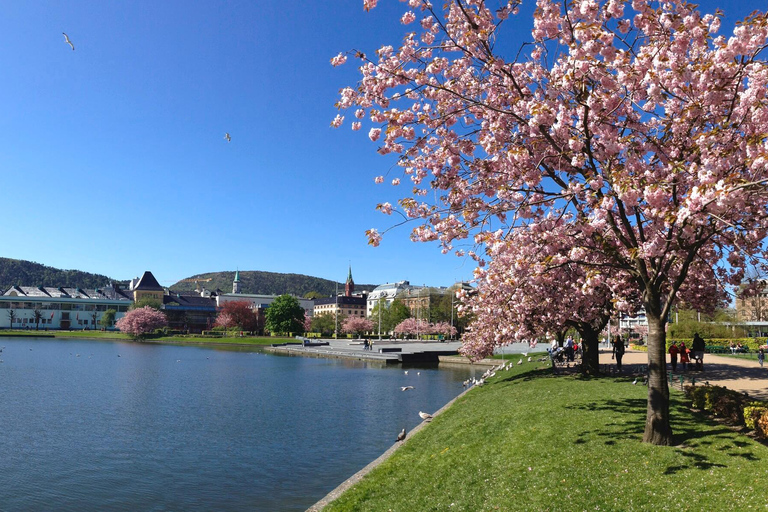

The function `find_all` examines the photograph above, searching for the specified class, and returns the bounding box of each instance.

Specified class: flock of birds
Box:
[60,32,232,143]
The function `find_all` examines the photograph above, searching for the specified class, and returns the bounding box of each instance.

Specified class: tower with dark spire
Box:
[345,265,355,297]
[233,270,241,294]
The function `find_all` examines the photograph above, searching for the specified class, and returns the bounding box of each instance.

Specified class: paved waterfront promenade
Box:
[599,347,768,400]
[266,338,465,363]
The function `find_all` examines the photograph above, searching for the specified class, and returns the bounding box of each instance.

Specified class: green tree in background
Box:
[100,309,117,328]
[131,298,163,311]
[311,312,344,336]
[33,305,43,331]
[265,295,305,335]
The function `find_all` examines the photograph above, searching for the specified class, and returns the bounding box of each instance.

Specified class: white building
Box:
[366,281,415,317]
[0,285,132,330]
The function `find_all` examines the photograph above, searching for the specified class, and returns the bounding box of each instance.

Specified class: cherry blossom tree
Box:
[116,306,167,340]
[431,321,458,337]
[214,311,236,330]
[342,316,375,337]
[393,317,431,338]
[336,0,768,444]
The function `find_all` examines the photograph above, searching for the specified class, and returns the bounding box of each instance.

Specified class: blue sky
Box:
[0,1,760,288]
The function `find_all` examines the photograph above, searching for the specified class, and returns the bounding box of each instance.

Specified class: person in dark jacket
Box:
[692,333,706,371]
[613,335,625,372]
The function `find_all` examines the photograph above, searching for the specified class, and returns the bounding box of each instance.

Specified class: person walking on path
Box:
[679,342,690,371]
[692,333,706,371]
[613,335,625,372]
[759,348,765,368]
[668,342,679,372]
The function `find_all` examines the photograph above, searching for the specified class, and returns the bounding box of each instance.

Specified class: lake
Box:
[0,337,477,511]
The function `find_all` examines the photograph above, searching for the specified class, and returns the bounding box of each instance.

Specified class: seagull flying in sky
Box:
[224,132,231,142]
[63,32,74,51]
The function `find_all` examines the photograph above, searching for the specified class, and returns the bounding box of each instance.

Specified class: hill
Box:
[0,257,118,291]
[170,270,377,297]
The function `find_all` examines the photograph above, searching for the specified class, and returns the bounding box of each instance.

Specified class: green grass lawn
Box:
[0,330,292,345]
[326,364,768,511]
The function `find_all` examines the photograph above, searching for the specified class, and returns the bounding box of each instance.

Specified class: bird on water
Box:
[400,386,414,391]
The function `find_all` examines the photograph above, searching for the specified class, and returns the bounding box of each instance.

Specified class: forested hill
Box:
[0,258,117,291]
[170,270,377,297]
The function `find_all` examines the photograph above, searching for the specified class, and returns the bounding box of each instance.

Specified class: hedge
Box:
[684,384,768,438]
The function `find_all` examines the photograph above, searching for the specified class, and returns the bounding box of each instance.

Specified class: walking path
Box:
[600,347,768,400]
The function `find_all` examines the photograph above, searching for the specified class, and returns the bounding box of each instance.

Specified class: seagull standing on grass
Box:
[63,32,74,50]
[418,411,433,421]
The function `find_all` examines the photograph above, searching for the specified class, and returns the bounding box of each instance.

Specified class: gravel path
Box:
[599,347,768,400]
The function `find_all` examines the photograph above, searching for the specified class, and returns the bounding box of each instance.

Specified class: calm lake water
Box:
[0,337,477,511]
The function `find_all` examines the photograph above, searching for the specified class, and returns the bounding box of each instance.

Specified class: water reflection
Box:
[0,337,474,511]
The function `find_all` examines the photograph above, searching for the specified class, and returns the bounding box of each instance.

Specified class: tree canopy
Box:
[264,295,305,334]
[336,0,768,445]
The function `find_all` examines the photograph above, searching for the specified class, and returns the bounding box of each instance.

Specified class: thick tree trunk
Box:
[576,323,600,375]
[643,311,672,445]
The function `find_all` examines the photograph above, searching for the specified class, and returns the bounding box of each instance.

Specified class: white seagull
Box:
[404,370,409,375]
[418,411,433,421]
[63,32,74,51]
[400,386,414,391]
[517,358,523,365]
[224,132,231,142]
[632,378,638,385]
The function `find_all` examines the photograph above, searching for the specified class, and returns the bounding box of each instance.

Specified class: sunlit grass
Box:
[326,364,768,511]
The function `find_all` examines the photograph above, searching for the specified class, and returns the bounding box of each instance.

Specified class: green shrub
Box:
[685,385,708,410]
[667,337,767,351]
[743,403,768,431]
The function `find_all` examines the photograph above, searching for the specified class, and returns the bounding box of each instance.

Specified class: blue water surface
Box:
[0,337,476,511]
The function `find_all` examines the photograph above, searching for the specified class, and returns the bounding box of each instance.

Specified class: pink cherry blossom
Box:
[330,115,344,128]
[330,52,347,67]
[401,11,416,25]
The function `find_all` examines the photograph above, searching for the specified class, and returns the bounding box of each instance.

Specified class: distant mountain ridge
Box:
[0,257,118,292]
[170,270,377,297]
[0,258,377,299]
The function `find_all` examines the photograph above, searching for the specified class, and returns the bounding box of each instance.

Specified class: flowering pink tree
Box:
[214,311,236,330]
[393,317,431,338]
[116,306,167,340]
[303,312,313,333]
[431,321,457,338]
[342,316,375,337]
[336,1,768,445]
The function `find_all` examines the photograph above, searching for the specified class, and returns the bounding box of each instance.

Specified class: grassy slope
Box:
[326,364,768,511]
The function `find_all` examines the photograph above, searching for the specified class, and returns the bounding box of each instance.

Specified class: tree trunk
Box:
[576,322,600,375]
[643,311,672,445]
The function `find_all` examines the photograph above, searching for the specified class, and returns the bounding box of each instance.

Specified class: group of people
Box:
[668,333,706,372]
[548,336,581,364]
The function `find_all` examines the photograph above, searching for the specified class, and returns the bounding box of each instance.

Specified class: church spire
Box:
[233,270,241,294]
[345,265,354,297]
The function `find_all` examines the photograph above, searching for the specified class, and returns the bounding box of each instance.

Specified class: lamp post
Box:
[334,281,338,339]
[450,287,455,341]
[378,293,382,342]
